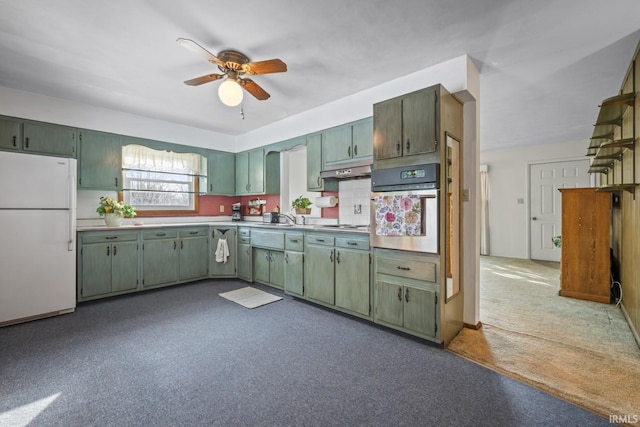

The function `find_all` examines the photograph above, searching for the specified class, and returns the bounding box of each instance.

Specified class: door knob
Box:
[532,217,538,220]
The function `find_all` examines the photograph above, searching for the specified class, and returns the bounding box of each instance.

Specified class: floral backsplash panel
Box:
[374,195,423,236]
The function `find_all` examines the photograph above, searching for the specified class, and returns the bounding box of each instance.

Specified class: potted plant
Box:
[97,196,136,227]
[291,195,312,215]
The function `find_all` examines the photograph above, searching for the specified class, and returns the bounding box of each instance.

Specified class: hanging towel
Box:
[374,195,422,236]
[215,237,230,263]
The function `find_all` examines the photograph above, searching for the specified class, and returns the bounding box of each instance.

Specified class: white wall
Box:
[480,140,588,258]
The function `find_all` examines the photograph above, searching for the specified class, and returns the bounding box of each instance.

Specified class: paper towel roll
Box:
[315,196,338,208]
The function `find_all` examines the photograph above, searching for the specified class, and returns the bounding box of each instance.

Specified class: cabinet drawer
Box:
[377,256,436,282]
[179,228,208,238]
[285,233,304,251]
[143,229,178,240]
[306,234,335,246]
[251,230,285,250]
[82,232,138,244]
[336,237,369,251]
[238,227,251,238]
[238,236,251,244]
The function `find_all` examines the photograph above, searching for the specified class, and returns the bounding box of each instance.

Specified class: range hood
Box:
[319,161,372,180]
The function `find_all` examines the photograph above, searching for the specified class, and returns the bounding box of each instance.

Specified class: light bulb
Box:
[218,79,243,107]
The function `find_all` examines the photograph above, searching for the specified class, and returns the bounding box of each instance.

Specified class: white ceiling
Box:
[0,1,638,151]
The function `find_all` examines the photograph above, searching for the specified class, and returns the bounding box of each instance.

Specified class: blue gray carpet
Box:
[0,280,611,426]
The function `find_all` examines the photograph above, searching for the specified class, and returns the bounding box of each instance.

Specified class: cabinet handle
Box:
[336,251,341,264]
[354,145,358,156]
[406,139,410,152]
[396,142,400,154]
[25,137,29,148]
[210,183,213,192]
[397,266,411,271]
[285,253,289,263]
[181,241,184,249]
[106,236,118,240]
[173,241,177,250]
[113,245,117,256]
[106,246,110,256]
[317,239,325,243]
[115,177,118,187]
[290,239,299,243]
[317,176,321,186]
[266,253,270,261]
[156,233,166,237]
[189,231,198,235]
[347,241,358,246]
[405,288,409,303]
[12,135,17,147]
[329,250,334,263]
[397,287,402,301]
[348,145,351,157]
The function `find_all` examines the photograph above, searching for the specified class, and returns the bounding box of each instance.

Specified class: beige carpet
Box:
[448,256,640,425]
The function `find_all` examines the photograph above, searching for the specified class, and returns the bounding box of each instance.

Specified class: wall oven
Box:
[370,163,439,253]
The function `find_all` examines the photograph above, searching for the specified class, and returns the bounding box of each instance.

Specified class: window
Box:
[122,145,207,213]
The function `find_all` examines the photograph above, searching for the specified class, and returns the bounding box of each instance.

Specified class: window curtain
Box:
[480,165,490,256]
[122,144,206,176]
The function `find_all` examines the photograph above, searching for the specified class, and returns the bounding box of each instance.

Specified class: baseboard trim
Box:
[620,303,640,350]
[464,321,482,330]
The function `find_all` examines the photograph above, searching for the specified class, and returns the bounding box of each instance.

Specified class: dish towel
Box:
[374,195,422,236]
[215,237,230,263]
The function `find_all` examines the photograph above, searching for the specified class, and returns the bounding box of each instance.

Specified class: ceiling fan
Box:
[177,38,287,106]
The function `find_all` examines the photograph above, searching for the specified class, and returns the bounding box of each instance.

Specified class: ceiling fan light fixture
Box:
[218,79,243,107]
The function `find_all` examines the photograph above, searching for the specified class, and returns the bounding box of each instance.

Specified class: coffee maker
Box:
[231,203,243,222]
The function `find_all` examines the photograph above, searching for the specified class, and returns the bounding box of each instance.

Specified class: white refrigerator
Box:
[0,151,77,326]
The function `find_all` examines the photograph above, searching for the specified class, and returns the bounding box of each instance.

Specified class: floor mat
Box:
[219,286,282,309]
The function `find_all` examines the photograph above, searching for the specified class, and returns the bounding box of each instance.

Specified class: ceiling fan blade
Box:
[242,59,287,75]
[239,78,270,100]
[176,38,225,67]
[184,73,225,86]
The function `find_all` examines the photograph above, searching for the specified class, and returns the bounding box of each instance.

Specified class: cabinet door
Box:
[374,280,403,327]
[78,129,122,190]
[304,245,335,305]
[0,117,21,150]
[323,124,352,165]
[253,248,271,284]
[143,239,178,287]
[22,122,76,157]
[284,251,304,297]
[208,151,235,195]
[237,243,253,281]
[111,241,139,293]
[80,243,113,298]
[335,249,370,316]
[248,148,264,194]
[402,88,437,156]
[403,286,437,337]
[235,151,249,195]
[211,228,236,277]
[373,98,402,161]
[351,117,373,160]
[306,133,324,191]
[269,251,285,289]
[179,236,209,281]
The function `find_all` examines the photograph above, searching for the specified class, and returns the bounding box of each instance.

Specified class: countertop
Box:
[77,220,370,234]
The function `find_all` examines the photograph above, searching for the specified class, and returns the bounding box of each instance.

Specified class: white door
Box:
[529,159,591,261]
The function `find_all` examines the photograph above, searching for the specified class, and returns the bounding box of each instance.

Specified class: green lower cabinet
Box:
[284,251,304,297]
[143,237,179,288]
[237,243,253,282]
[211,228,236,277]
[335,248,370,316]
[304,245,335,305]
[179,235,209,281]
[375,280,437,338]
[253,248,284,289]
[78,233,139,301]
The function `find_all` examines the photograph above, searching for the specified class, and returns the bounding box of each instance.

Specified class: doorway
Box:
[528,159,591,261]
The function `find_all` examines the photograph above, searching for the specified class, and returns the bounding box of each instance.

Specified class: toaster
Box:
[263,212,280,223]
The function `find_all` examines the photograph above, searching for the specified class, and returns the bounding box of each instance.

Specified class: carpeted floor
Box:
[447,256,640,425]
[0,279,612,426]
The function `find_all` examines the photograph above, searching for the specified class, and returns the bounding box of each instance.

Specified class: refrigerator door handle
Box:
[67,163,76,252]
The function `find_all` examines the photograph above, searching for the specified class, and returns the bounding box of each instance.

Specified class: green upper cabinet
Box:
[0,117,21,151]
[78,129,122,190]
[0,116,76,158]
[306,133,324,191]
[207,150,235,195]
[235,147,279,195]
[373,86,438,162]
[322,117,373,168]
[23,121,77,157]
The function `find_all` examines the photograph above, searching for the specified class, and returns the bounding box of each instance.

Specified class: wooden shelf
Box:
[595,184,637,194]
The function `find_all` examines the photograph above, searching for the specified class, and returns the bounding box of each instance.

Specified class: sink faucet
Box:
[280,213,296,224]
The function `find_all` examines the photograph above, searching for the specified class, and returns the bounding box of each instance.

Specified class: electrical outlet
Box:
[462,189,470,202]
[220,205,224,213]
[354,204,362,214]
